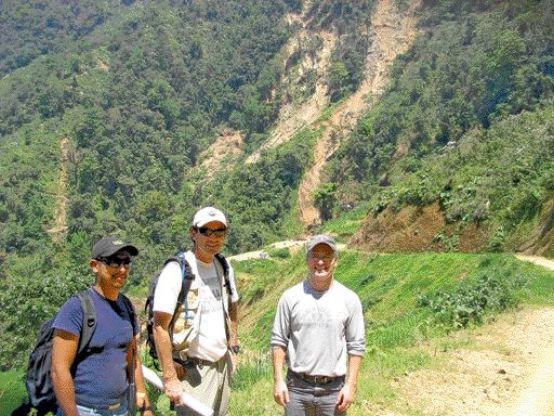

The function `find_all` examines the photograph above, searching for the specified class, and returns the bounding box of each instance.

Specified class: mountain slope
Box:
[0,0,553,372]
[327,0,554,255]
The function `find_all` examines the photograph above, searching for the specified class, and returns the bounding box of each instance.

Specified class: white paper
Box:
[142,365,214,416]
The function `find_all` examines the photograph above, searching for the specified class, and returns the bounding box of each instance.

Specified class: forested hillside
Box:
[327,0,554,254]
[1,0,553,373]
[0,0,302,369]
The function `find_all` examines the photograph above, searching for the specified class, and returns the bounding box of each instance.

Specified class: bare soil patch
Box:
[389,307,554,416]
[197,128,245,179]
[47,137,70,242]
[351,202,445,252]
[351,202,492,253]
[297,0,422,228]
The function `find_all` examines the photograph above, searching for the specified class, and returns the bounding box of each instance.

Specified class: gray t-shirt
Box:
[271,279,366,377]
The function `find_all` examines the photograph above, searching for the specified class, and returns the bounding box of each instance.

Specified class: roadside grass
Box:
[3,252,553,415]
[230,250,554,415]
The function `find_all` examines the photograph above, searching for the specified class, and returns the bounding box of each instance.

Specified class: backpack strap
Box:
[214,253,235,344]
[215,253,233,297]
[119,293,137,416]
[76,289,97,356]
[166,252,195,341]
[173,253,194,307]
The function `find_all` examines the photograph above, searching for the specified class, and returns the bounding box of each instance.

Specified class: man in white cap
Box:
[271,235,366,415]
[152,207,240,416]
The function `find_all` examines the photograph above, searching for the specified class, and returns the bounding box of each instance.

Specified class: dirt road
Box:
[383,256,554,416]
[228,239,346,262]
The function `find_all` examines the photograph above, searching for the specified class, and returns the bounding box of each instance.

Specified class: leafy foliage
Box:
[417,272,525,330]
[0,0,296,369]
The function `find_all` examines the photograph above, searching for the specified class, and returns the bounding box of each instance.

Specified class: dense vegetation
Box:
[0,0,133,78]
[0,0,301,370]
[1,1,553,408]
[328,0,554,251]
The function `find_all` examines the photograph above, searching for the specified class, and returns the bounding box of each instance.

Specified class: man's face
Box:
[91,250,133,290]
[191,220,227,257]
[307,243,336,280]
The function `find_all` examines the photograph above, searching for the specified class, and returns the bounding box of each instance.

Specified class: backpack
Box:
[144,251,231,365]
[25,289,96,414]
[25,288,136,414]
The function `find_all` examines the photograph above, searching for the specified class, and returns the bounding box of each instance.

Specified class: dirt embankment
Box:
[47,137,70,242]
[352,197,554,256]
[351,202,492,253]
[298,0,422,229]
[246,22,337,164]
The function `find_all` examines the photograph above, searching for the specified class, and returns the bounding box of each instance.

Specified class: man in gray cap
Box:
[52,236,153,416]
[152,207,239,416]
[271,235,366,415]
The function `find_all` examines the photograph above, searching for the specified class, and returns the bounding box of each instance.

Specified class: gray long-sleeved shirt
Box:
[271,279,366,377]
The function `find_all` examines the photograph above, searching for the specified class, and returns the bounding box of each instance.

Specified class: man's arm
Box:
[272,346,289,407]
[271,293,292,407]
[337,293,366,412]
[51,329,79,416]
[128,336,154,415]
[336,354,362,412]
[228,301,238,347]
[153,311,184,405]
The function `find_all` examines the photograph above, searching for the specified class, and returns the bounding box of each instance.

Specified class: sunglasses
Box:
[309,255,334,262]
[197,227,227,237]
[97,256,133,268]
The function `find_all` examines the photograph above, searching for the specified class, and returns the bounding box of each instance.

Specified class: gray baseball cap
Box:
[306,234,338,255]
[92,236,139,258]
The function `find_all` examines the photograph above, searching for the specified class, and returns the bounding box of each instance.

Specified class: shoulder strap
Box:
[119,293,137,416]
[120,293,137,335]
[166,252,195,307]
[215,253,232,297]
[77,289,97,356]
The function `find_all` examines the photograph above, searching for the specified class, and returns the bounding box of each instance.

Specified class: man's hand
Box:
[136,392,154,416]
[230,350,239,375]
[336,383,355,412]
[164,376,185,406]
[173,361,186,380]
[273,379,289,407]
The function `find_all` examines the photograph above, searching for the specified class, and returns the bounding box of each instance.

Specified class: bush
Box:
[417,271,525,330]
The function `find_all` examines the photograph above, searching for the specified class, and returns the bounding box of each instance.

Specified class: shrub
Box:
[417,271,525,330]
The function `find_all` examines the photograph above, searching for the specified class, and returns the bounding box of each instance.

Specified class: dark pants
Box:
[285,372,346,416]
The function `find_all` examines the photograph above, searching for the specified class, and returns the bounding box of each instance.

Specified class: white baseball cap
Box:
[192,207,228,228]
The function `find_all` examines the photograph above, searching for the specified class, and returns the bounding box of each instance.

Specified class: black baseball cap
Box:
[92,236,139,259]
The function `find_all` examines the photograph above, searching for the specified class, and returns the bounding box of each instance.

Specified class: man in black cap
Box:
[51,236,153,416]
